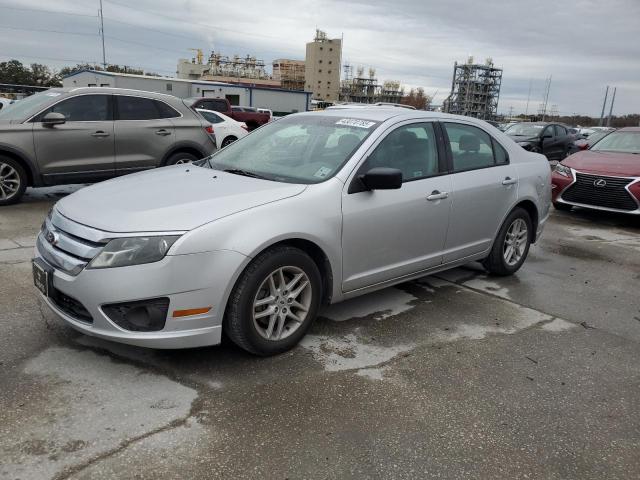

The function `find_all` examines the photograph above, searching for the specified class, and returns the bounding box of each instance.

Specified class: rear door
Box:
[341,121,452,291]
[32,94,115,184]
[440,121,518,262]
[554,125,570,158]
[113,95,179,173]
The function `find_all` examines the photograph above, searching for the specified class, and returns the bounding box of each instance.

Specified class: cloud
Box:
[1,0,638,115]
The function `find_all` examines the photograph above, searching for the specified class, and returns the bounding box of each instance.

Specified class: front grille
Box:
[51,289,93,323]
[37,212,107,276]
[562,172,638,211]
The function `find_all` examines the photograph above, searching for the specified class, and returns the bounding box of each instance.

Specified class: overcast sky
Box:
[1,0,639,116]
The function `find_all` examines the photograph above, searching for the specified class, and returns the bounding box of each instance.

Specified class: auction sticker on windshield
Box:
[336,118,375,129]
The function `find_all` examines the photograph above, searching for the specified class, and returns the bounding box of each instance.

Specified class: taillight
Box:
[205,126,214,134]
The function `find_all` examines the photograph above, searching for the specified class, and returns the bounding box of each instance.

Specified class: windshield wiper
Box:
[223,168,269,180]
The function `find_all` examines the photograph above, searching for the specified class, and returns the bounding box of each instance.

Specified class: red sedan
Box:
[551,127,640,214]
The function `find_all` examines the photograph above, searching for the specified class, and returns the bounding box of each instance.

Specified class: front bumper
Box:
[551,168,640,215]
[35,247,248,349]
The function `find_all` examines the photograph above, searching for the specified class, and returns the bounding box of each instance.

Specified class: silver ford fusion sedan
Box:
[33,108,551,355]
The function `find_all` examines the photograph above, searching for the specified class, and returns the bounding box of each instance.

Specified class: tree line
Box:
[0,59,159,88]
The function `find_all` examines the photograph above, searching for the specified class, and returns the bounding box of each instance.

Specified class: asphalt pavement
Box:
[1,185,639,479]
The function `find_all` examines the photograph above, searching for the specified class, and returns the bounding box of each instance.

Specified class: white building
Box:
[62,70,311,115]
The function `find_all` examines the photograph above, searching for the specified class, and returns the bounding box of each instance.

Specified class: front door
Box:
[114,95,177,173]
[341,122,451,292]
[32,94,115,184]
[440,121,518,262]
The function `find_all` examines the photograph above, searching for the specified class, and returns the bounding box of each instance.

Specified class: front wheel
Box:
[224,246,322,356]
[483,208,532,276]
[0,156,27,206]
[165,152,199,166]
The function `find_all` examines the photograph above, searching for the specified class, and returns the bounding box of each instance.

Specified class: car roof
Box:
[62,87,181,101]
[296,107,484,123]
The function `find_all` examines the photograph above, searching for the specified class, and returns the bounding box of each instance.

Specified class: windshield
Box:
[505,123,545,136]
[202,114,380,183]
[0,90,61,120]
[590,131,640,154]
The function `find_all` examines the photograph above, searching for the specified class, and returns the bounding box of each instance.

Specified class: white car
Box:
[0,97,12,110]
[196,109,249,148]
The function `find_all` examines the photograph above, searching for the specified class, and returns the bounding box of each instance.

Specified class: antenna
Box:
[99,0,107,68]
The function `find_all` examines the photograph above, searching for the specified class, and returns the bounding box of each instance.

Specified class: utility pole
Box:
[598,86,609,126]
[524,78,532,117]
[99,0,107,69]
[606,87,617,127]
[541,76,552,122]
[508,106,514,119]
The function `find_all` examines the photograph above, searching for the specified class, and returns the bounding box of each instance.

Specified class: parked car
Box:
[186,97,270,130]
[569,129,612,154]
[196,109,249,148]
[0,87,216,205]
[504,122,573,161]
[551,127,640,214]
[257,108,273,121]
[33,109,551,355]
[0,97,12,110]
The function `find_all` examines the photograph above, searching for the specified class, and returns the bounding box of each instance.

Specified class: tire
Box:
[483,207,533,276]
[0,156,27,206]
[553,201,573,211]
[224,246,322,356]
[221,136,237,148]
[164,152,199,166]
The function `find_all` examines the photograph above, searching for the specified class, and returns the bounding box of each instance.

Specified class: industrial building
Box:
[443,57,502,120]
[177,49,280,88]
[339,65,403,104]
[272,59,306,91]
[305,30,342,101]
[62,70,311,115]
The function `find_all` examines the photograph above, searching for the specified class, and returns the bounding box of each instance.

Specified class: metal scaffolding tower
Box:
[443,57,502,120]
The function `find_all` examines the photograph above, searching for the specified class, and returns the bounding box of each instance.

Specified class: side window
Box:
[543,126,555,138]
[116,96,165,120]
[555,125,567,137]
[364,123,439,181]
[37,95,112,122]
[492,139,509,165]
[155,101,181,119]
[199,100,226,112]
[443,123,494,171]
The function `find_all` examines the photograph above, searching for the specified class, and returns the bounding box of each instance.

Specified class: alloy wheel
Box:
[0,162,21,200]
[503,218,528,266]
[252,266,312,341]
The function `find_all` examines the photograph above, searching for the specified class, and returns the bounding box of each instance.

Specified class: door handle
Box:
[426,190,449,201]
[91,131,110,137]
[502,177,518,186]
[155,129,171,136]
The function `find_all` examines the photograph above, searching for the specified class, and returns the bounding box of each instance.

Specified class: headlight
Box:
[88,236,180,269]
[554,163,572,178]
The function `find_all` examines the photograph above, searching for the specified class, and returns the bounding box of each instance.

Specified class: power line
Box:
[0,4,97,18]
[0,24,98,37]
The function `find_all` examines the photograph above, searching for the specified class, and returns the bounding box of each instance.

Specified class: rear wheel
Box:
[483,208,532,276]
[0,156,27,206]
[221,136,237,148]
[224,246,322,356]
[165,152,199,166]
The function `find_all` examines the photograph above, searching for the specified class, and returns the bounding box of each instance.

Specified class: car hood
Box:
[507,134,538,143]
[563,150,640,177]
[56,165,307,233]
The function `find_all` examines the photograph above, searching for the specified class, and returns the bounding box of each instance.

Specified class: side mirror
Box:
[41,112,66,126]
[359,167,402,191]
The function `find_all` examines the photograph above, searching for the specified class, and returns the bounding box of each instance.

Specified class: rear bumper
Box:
[35,247,248,349]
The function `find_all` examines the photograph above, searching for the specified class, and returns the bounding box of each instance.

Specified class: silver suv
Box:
[35,108,551,356]
[0,87,216,205]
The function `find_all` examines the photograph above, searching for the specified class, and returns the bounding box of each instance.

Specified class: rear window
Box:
[116,96,179,120]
